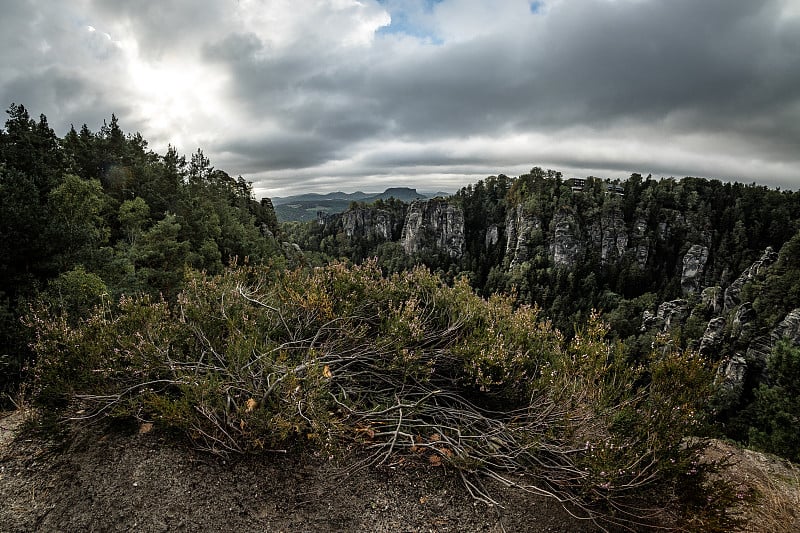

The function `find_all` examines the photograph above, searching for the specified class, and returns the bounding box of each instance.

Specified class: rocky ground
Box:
[0,410,599,532]
[703,439,800,533]
[3,409,799,532]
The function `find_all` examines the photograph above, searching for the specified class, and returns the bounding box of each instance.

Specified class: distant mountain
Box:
[271,191,373,206]
[273,187,428,222]
[373,187,427,202]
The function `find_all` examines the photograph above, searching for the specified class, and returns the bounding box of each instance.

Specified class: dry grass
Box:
[705,440,800,532]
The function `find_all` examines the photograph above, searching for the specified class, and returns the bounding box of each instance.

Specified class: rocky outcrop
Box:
[502,204,661,272]
[341,207,401,241]
[485,224,500,249]
[716,355,748,394]
[731,303,757,349]
[641,299,689,333]
[505,206,542,267]
[657,210,685,241]
[772,308,800,346]
[727,309,800,392]
[690,253,793,406]
[319,199,465,259]
[631,218,650,268]
[550,210,582,268]
[700,287,724,316]
[681,244,709,294]
[589,210,628,264]
[699,317,727,356]
[401,199,465,258]
[724,247,778,311]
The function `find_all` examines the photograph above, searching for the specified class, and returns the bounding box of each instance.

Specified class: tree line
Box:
[0,104,281,397]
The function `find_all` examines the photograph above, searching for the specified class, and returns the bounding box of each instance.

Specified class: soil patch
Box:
[0,411,599,532]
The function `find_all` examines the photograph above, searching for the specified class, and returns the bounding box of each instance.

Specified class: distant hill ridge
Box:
[272,187,451,222]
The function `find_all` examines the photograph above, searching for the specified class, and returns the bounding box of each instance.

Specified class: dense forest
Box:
[288,167,800,460]
[289,169,800,336]
[3,104,800,530]
[0,104,281,361]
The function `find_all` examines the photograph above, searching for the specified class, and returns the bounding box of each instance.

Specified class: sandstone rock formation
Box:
[681,244,710,294]
[505,205,542,267]
[401,199,465,258]
[341,207,400,241]
[550,210,582,268]
[724,247,778,311]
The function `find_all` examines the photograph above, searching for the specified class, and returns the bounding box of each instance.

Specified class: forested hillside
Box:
[290,169,800,334]
[273,187,429,222]
[4,104,800,530]
[0,104,282,396]
[284,167,800,463]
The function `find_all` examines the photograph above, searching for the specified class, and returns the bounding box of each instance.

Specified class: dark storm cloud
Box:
[0,1,137,131]
[1,0,798,194]
[371,0,800,140]
[214,132,343,172]
[195,0,799,193]
[524,1,800,131]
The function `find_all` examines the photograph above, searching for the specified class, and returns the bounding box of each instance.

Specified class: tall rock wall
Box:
[341,207,400,241]
[550,210,582,268]
[589,210,629,264]
[504,203,638,270]
[643,247,799,408]
[505,205,542,267]
[724,247,778,311]
[401,199,465,258]
[681,244,710,294]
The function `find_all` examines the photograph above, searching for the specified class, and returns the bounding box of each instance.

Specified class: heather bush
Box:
[28,261,736,529]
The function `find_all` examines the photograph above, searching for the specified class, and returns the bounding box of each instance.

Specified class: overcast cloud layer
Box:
[2,0,799,196]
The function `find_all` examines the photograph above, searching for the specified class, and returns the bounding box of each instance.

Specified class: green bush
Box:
[744,341,800,461]
[28,261,736,529]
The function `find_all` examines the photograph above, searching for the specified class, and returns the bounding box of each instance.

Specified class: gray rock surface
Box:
[731,303,757,349]
[550,210,582,268]
[699,317,727,357]
[505,205,542,267]
[642,299,689,333]
[717,355,748,392]
[631,218,650,268]
[485,224,500,249]
[401,199,465,258]
[681,244,710,294]
[772,308,800,346]
[341,207,399,241]
[701,287,724,315]
[589,210,628,264]
[724,247,778,311]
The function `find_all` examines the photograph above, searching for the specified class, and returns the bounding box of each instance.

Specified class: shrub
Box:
[28,261,735,529]
[744,341,800,461]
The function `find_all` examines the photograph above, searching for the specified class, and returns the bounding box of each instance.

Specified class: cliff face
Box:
[632,218,650,268]
[319,199,465,259]
[309,175,798,347]
[640,246,800,410]
[401,199,465,258]
[724,247,778,311]
[505,205,542,267]
[550,210,582,268]
[681,244,710,295]
[501,202,671,274]
[340,207,401,241]
[499,194,725,303]
[317,203,407,244]
[589,210,628,265]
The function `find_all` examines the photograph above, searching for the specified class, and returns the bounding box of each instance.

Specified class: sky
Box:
[1,0,799,198]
